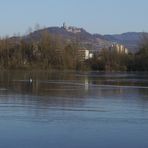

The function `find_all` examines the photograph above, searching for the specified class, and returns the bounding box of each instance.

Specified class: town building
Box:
[77,48,93,61]
[109,44,128,54]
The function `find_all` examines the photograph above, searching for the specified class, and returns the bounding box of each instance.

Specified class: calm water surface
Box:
[0,71,148,148]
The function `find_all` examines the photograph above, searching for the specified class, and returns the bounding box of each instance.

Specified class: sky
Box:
[0,0,148,36]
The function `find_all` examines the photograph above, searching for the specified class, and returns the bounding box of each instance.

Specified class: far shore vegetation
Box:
[0,30,148,71]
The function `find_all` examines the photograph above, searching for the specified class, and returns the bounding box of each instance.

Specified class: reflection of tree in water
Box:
[0,71,91,110]
[1,71,148,122]
[139,88,148,96]
[137,88,148,103]
[1,70,148,107]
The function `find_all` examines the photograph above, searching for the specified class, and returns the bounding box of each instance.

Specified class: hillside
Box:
[1,25,148,71]
[11,25,147,53]
[25,26,112,52]
[103,32,145,52]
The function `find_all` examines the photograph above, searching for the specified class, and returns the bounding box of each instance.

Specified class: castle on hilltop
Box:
[62,23,81,34]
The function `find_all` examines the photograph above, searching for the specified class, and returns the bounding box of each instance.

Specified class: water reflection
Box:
[0,71,148,112]
[0,71,148,148]
[1,71,148,102]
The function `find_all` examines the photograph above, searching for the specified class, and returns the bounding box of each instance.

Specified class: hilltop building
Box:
[62,23,82,34]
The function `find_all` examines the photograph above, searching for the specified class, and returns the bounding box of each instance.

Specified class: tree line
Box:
[0,31,88,70]
[87,33,148,71]
[0,31,148,71]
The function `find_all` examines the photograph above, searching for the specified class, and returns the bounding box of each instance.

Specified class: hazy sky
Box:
[0,0,148,36]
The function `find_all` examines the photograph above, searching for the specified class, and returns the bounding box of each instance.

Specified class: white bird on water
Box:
[29,78,33,83]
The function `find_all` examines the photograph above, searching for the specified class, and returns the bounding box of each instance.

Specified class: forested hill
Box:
[0,25,148,71]
[25,26,112,52]
[3,25,147,53]
[23,26,146,53]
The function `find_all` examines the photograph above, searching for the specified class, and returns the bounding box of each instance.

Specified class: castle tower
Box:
[63,22,67,29]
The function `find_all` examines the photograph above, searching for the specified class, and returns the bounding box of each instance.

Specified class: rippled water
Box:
[0,71,148,148]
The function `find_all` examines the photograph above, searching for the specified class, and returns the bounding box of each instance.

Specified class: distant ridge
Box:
[9,24,148,53]
[103,32,145,52]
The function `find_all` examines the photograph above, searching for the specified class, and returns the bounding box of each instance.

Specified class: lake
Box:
[0,70,148,148]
